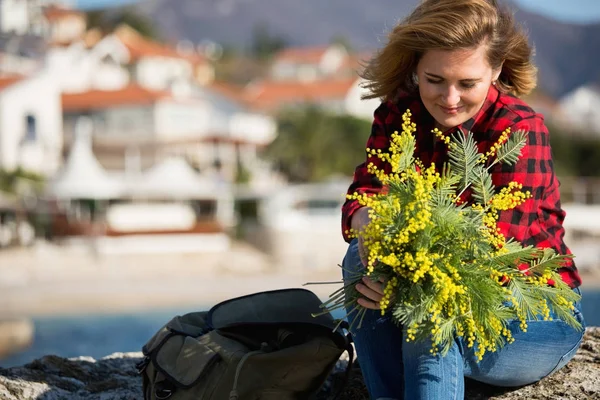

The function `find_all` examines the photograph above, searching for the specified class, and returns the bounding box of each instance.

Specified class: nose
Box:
[441,85,460,106]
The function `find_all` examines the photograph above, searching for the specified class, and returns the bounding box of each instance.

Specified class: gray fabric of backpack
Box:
[137,288,353,400]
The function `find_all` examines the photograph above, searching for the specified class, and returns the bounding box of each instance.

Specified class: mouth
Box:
[439,105,463,115]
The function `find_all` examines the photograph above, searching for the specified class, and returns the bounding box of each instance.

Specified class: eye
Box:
[426,78,442,84]
[460,82,477,89]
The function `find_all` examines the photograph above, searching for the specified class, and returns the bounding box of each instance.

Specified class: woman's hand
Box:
[356,276,386,310]
[351,207,371,267]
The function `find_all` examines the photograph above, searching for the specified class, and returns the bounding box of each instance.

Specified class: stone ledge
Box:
[0,328,598,400]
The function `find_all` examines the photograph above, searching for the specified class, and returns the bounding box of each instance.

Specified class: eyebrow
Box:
[424,72,481,82]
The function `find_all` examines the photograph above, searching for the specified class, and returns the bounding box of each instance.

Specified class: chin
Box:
[434,114,468,131]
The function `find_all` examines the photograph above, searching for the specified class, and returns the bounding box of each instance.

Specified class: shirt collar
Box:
[456,84,499,134]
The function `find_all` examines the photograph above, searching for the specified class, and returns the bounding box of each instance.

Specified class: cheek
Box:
[419,84,439,101]
[462,88,488,107]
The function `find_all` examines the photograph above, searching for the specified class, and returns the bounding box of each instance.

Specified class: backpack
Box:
[136,288,354,400]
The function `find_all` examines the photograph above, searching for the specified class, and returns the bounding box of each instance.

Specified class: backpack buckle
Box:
[155,381,176,399]
[135,356,150,374]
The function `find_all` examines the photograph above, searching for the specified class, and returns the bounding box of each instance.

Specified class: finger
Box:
[362,276,384,295]
[356,282,383,303]
[357,297,380,310]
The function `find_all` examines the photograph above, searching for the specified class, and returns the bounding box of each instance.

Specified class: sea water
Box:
[1,289,599,369]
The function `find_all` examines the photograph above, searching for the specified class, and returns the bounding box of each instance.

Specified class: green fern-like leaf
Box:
[434,317,458,354]
[508,278,545,320]
[494,130,528,166]
[524,248,573,275]
[471,165,494,205]
[431,164,461,207]
[396,133,417,172]
[392,285,434,326]
[448,130,480,191]
[431,203,461,228]
[487,241,542,266]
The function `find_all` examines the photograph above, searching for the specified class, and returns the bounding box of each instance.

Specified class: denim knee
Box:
[342,238,364,281]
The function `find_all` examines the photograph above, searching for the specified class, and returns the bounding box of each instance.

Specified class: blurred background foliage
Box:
[261,108,600,184]
[0,168,45,196]
[548,122,600,178]
[263,107,371,183]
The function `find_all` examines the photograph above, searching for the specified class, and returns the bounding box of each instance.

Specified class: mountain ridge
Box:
[126,0,599,98]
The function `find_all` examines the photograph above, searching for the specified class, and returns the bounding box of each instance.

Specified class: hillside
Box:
[127,0,599,97]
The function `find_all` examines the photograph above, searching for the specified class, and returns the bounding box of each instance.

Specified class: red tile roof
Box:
[0,75,24,91]
[208,81,249,105]
[273,46,332,65]
[245,79,357,111]
[43,5,84,22]
[115,25,206,65]
[62,85,171,111]
[339,52,373,75]
[83,28,104,49]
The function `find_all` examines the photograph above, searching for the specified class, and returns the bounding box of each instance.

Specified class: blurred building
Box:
[42,18,276,185]
[47,25,214,94]
[557,85,600,136]
[0,73,62,175]
[211,44,380,120]
[61,84,276,183]
[0,1,283,252]
[0,1,79,40]
[0,0,277,187]
[0,34,46,75]
[238,180,350,272]
[270,44,353,82]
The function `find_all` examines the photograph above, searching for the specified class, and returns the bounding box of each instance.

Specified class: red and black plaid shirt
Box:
[342,85,581,288]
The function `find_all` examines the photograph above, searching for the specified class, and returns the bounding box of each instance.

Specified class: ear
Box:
[492,63,503,83]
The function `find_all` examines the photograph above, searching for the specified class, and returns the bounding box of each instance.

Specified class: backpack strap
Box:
[208,288,348,348]
[208,288,337,329]
[329,328,354,400]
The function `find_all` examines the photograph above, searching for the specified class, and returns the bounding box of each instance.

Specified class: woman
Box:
[341,0,585,399]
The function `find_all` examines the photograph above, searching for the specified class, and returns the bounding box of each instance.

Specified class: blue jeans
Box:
[342,239,586,400]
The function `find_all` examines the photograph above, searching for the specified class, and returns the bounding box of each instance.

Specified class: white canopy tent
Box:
[47,117,123,200]
[128,157,235,228]
[129,157,223,199]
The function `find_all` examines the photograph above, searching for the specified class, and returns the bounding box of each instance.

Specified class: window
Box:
[101,54,118,65]
[25,114,36,142]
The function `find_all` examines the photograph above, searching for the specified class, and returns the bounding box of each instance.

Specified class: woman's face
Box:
[416,44,501,131]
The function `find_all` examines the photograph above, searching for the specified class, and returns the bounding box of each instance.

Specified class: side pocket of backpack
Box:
[140,329,253,400]
[139,332,221,399]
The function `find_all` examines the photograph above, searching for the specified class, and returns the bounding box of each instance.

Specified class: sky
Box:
[75,0,600,24]
[514,0,600,23]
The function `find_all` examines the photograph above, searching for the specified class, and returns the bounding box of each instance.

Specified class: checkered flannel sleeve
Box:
[492,117,578,286]
[341,102,392,242]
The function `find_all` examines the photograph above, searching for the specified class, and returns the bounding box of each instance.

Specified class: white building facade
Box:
[558,85,600,136]
[0,72,62,175]
[0,0,77,37]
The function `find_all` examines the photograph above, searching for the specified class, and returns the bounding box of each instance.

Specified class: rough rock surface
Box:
[0,328,598,400]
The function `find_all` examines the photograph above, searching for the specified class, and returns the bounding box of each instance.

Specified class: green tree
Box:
[0,168,44,195]
[547,121,600,178]
[546,121,578,178]
[250,23,287,60]
[263,107,371,182]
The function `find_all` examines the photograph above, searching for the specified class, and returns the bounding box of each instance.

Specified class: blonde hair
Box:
[361,0,537,101]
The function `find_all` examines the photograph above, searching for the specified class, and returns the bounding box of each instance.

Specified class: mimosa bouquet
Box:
[316,110,582,360]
